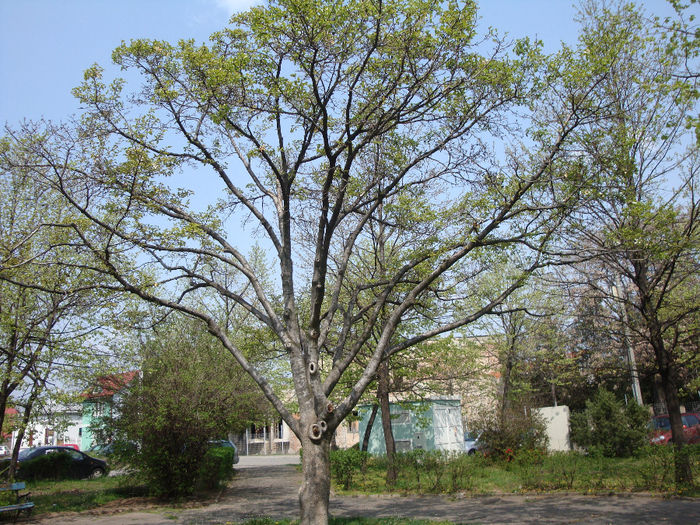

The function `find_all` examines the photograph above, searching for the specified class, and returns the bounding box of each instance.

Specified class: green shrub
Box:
[18,452,75,481]
[543,451,586,490]
[330,447,368,490]
[391,450,474,493]
[570,388,649,458]
[197,446,235,490]
[471,405,548,460]
[446,452,475,492]
[89,315,270,497]
[0,489,14,507]
[394,450,427,490]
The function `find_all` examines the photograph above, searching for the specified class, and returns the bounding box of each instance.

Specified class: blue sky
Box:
[0,1,681,125]
[0,0,589,125]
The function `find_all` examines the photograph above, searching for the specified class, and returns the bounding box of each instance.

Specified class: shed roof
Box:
[85,371,138,400]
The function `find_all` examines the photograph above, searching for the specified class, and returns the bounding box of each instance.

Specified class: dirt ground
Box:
[28,455,700,525]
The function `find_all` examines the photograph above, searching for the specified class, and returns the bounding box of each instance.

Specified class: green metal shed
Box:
[357,398,464,454]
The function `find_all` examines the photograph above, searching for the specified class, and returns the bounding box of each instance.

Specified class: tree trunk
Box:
[0,391,7,441]
[656,354,691,483]
[298,435,331,525]
[500,352,514,425]
[9,424,27,481]
[377,361,397,486]
[361,404,378,452]
[653,373,667,411]
[9,400,35,480]
[643,296,692,485]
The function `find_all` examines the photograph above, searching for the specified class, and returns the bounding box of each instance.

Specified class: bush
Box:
[391,450,475,493]
[17,452,75,481]
[330,447,368,490]
[570,388,649,458]
[90,315,271,497]
[197,446,235,490]
[471,405,548,460]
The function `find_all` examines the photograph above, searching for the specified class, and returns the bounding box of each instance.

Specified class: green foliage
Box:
[93,315,270,497]
[471,406,548,459]
[380,450,475,493]
[330,448,369,490]
[569,388,649,458]
[0,488,14,507]
[334,445,700,496]
[196,446,235,491]
[0,145,109,461]
[8,448,700,518]
[10,476,145,515]
[16,452,76,481]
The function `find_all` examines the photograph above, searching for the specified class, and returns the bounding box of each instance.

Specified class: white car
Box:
[0,445,9,456]
[463,432,481,455]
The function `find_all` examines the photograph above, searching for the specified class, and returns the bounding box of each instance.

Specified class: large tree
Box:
[2,1,608,521]
[563,1,699,484]
[0,148,109,475]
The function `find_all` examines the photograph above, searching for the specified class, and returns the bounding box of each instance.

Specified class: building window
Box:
[249,423,270,440]
[276,419,284,440]
[393,411,411,425]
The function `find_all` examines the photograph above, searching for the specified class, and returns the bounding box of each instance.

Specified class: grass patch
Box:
[19,476,149,514]
[332,445,700,497]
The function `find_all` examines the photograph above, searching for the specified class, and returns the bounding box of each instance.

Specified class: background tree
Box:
[2,1,611,521]
[95,314,271,496]
[562,1,699,484]
[570,387,650,458]
[460,265,580,414]
[0,147,110,476]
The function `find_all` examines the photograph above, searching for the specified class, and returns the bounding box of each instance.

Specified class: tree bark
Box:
[377,361,397,485]
[9,396,37,480]
[500,350,514,425]
[653,373,667,411]
[651,335,691,484]
[361,404,378,452]
[298,435,331,525]
[639,281,692,485]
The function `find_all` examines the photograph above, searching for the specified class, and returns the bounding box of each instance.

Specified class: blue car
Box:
[18,446,108,479]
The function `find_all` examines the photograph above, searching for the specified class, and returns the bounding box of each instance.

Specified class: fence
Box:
[230,428,293,456]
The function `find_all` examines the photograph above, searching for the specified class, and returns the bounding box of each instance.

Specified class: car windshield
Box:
[17,448,35,460]
[654,417,670,430]
[683,414,699,427]
[654,414,699,430]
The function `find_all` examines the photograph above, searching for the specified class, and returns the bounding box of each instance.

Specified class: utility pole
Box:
[612,276,643,405]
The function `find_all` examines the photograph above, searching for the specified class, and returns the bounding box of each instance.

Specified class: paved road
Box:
[33,455,700,524]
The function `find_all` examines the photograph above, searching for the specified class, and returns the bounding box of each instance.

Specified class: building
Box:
[357,397,464,454]
[80,371,138,450]
[5,404,83,451]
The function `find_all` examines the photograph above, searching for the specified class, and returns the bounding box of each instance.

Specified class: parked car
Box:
[208,439,239,464]
[87,443,114,456]
[0,445,9,456]
[463,431,481,455]
[650,413,700,445]
[17,446,108,479]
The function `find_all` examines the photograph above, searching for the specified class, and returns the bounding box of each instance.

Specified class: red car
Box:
[650,413,700,444]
